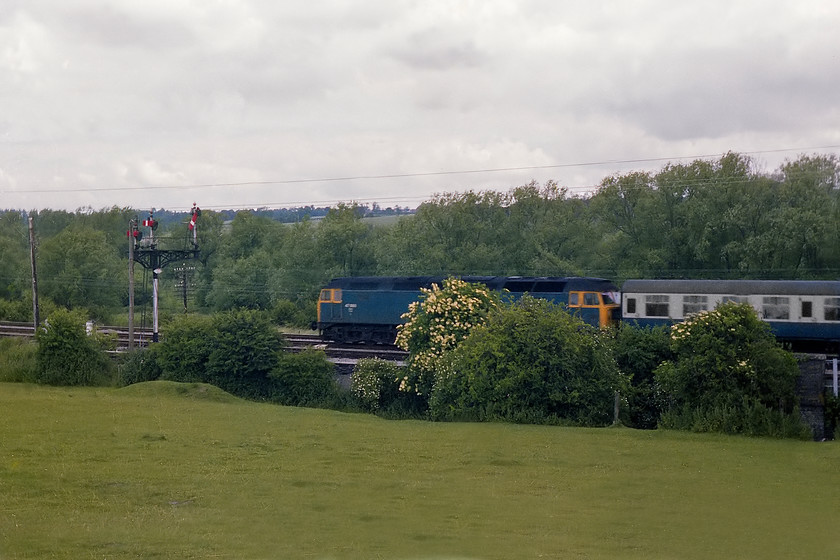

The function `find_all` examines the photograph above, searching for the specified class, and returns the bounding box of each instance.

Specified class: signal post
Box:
[128,205,200,344]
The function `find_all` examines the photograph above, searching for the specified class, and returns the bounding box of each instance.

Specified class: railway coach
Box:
[621,278,840,351]
[317,276,620,344]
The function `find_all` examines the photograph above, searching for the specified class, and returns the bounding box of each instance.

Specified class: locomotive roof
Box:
[621,278,840,296]
[325,276,618,293]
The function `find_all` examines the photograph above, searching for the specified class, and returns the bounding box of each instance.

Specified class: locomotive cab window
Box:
[645,295,669,317]
[583,293,599,306]
[824,298,840,321]
[320,289,341,303]
[569,293,579,305]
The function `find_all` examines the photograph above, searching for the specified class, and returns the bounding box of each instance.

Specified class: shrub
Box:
[270,299,313,329]
[659,397,812,439]
[395,277,500,400]
[350,358,424,416]
[156,314,215,383]
[822,392,840,440]
[35,308,113,386]
[270,348,338,406]
[156,309,284,400]
[611,323,672,429]
[205,309,284,399]
[431,296,624,426]
[117,346,162,387]
[0,337,38,383]
[655,302,805,437]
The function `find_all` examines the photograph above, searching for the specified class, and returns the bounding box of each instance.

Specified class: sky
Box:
[2,0,839,212]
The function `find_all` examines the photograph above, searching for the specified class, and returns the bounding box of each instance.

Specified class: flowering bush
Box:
[655,302,805,437]
[351,358,400,411]
[395,277,500,398]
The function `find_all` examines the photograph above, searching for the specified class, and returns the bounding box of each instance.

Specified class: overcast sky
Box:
[2,1,839,212]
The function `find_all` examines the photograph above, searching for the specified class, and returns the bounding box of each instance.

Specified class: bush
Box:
[659,397,812,439]
[655,302,805,437]
[270,348,338,406]
[350,358,422,416]
[117,346,162,387]
[205,310,284,399]
[431,296,624,426]
[395,277,500,400]
[822,392,840,440]
[156,314,215,383]
[156,309,284,400]
[35,308,113,386]
[0,337,38,383]
[270,299,313,329]
[611,324,672,429]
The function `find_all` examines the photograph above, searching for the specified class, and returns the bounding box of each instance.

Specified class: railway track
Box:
[0,321,407,363]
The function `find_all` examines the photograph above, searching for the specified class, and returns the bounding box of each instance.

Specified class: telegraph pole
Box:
[28,216,39,330]
[128,218,137,349]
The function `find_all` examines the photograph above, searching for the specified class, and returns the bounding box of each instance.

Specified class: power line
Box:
[9,144,840,196]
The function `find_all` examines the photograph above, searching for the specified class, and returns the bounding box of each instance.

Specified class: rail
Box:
[0,321,408,363]
[0,320,156,349]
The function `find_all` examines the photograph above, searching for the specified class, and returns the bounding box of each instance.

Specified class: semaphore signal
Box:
[128,207,200,344]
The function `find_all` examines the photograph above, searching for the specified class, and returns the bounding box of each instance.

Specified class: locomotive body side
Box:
[317,276,620,344]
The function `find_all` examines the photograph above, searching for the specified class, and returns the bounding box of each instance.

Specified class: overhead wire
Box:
[6,144,839,203]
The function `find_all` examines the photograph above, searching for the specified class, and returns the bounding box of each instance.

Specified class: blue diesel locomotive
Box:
[316,276,621,344]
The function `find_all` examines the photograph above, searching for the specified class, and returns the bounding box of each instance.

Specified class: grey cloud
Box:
[390,31,487,71]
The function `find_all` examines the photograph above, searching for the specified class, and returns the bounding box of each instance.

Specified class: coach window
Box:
[583,293,599,306]
[682,295,708,316]
[801,301,813,319]
[762,296,790,320]
[824,298,840,321]
[645,295,669,317]
[626,298,637,314]
[722,295,748,304]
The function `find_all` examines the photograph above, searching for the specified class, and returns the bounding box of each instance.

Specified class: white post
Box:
[152,270,160,342]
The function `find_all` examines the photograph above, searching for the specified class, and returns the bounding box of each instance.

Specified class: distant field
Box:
[2,381,839,559]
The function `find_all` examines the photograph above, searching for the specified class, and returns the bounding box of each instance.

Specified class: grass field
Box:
[2,381,839,559]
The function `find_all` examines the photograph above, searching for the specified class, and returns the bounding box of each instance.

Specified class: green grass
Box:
[2,381,839,559]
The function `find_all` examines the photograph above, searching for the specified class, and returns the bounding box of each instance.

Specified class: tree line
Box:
[0,151,837,325]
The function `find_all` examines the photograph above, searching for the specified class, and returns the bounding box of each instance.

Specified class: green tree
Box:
[315,203,375,277]
[0,212,29,301]
[206,212,283,310]
[37,225,124,319]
